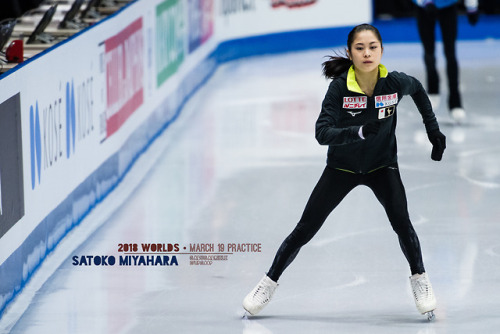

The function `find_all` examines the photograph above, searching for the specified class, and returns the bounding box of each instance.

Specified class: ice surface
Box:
[2,40,500,333]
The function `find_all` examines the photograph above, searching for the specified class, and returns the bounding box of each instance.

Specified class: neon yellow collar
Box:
[347,64,388,94]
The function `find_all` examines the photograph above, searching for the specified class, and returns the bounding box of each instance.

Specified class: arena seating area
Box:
[0,0,132,73]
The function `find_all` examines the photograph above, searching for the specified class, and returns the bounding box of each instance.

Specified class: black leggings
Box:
[416,4,461,109]
[267,164,425,281]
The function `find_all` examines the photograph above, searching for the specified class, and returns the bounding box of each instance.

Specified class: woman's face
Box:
[347,30,383,74]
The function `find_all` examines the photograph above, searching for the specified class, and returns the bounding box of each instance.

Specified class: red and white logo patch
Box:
[343,96,367,109]
[375,93,398,108]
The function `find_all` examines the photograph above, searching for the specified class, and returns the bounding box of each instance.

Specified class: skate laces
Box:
[411,274,433,301]
[252,278,277,304]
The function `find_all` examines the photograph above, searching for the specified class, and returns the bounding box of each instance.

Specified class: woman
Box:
[242,24,446,320]
[413,0,479,123]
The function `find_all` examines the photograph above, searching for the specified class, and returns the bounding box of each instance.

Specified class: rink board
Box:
[0,0,371,318]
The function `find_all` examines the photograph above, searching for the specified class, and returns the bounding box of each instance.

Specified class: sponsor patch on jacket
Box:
[375,93,398,108]
[343,96,367,109]
[378,106,395,119]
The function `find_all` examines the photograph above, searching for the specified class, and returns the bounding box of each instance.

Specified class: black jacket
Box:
[316,65,440,174]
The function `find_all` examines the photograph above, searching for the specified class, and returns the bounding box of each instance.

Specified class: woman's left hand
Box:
[427,129,446,161]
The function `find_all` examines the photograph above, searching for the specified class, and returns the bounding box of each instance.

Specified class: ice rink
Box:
[2,39,500,333]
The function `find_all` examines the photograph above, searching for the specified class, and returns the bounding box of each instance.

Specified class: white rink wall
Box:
[217,0,371,39]
[0,0,371,317]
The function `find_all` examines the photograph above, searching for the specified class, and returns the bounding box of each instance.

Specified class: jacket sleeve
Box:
[398,72,440,133]
[315,81,362,146]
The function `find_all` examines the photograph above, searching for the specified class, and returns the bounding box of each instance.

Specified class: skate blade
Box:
[425,310,436,321]
[241,310,251,319]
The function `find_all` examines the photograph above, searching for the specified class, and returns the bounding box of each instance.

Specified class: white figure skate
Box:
[243,275,278,316]
[410,272,437,321]
[450,107,466,124]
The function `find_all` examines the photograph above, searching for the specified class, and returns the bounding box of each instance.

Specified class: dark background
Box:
[374,0,500,20]
[1,0,45,21]
[0,93,25,238]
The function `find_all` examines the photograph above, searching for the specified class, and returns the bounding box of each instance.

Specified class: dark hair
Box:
[322,23,383,79]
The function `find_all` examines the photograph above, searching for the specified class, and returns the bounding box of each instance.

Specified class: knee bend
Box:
[391,221,415,237]
[288,228,316,247]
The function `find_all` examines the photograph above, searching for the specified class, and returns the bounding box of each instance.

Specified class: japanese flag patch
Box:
[378,106,395,119]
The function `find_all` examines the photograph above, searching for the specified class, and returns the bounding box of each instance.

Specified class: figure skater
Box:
[242,23,446,320]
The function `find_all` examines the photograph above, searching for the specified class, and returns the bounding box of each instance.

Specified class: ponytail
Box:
[322,51,352,79]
